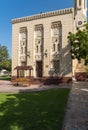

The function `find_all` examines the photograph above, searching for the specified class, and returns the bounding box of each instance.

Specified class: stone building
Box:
[12,0,87,79]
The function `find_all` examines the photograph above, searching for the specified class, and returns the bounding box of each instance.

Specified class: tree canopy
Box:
[0,44,11,71]
[68,23,88,65]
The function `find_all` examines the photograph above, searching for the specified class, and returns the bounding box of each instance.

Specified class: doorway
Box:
[36,61,43,77]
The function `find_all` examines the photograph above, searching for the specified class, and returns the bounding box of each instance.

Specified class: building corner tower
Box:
[72,0,87,78]
[74,0,87,28]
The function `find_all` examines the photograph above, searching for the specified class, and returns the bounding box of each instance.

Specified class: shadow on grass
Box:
[0,89,70,130]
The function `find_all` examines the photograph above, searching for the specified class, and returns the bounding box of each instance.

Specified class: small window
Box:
[53,44,55,51]
[79,0,81,6]
[36,45,38,53]
[21,47,23,54]
[38,41,40,44]
[55,39,57,42]
[57,44,60,51]
[25,47,27,53]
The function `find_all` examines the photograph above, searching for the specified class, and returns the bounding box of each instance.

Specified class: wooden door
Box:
[36,61,43,77]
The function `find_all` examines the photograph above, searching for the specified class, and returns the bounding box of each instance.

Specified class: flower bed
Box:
[12,78,31,87]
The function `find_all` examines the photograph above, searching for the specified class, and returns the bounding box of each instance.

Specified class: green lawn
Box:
[0,89,70,130]
[0,76,11,81]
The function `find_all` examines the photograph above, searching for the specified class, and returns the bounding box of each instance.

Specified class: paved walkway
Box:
[0,80,70,93]
[62,82,88,130]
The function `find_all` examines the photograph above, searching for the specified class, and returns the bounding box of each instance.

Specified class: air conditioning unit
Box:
[76,20,84,27]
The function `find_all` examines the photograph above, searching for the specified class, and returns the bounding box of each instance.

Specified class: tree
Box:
[0,44,11,71]
[0,59,11,71]
[68,23,88,65]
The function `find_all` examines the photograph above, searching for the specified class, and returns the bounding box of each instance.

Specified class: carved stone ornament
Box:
[19,27,27,33]
[35,24,43,31]
[51,21,61,28]
[35,55,42,61]
[20,41,26,46]
[35,39,41,45]
[20,56,26,62]
[52,37,59,43]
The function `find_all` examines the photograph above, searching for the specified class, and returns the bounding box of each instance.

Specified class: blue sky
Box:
[0,0,87,58]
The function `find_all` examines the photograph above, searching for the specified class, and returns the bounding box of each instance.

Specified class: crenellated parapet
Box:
[12,8,73,24]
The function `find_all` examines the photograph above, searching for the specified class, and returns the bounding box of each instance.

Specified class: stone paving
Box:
[0,80,71,93]
[62,82,88,130]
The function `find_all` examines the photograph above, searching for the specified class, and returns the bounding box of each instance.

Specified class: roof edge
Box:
[12,7,73,24]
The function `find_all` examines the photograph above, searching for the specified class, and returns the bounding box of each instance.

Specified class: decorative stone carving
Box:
[51,21,61,28]
[35,24,43,31]
[12,8,73,24]
[52,37,59,43]
[35,55,42,61]
[35,39,41,45]
[20,55,27,62]
[19,27,27,33]
[19,27,27,64]
[35,30,42,38]
[20,41,26,46]
[35,24,43,55]
[51,21,62,63]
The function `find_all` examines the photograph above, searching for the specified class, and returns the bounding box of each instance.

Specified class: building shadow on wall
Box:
[60,42,72,77]
[51,42,72,77]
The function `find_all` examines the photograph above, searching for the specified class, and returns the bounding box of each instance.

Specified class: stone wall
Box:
[12,8,74,77]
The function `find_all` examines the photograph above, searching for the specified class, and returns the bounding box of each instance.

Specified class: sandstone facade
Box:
[12,0,87,78]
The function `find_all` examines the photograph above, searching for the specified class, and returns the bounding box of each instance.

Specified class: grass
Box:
[0,76,11,81]
[0,89,70,130]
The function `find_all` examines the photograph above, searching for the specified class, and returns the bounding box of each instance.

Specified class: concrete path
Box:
[0,80,70,93]
[62,82,88,130]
